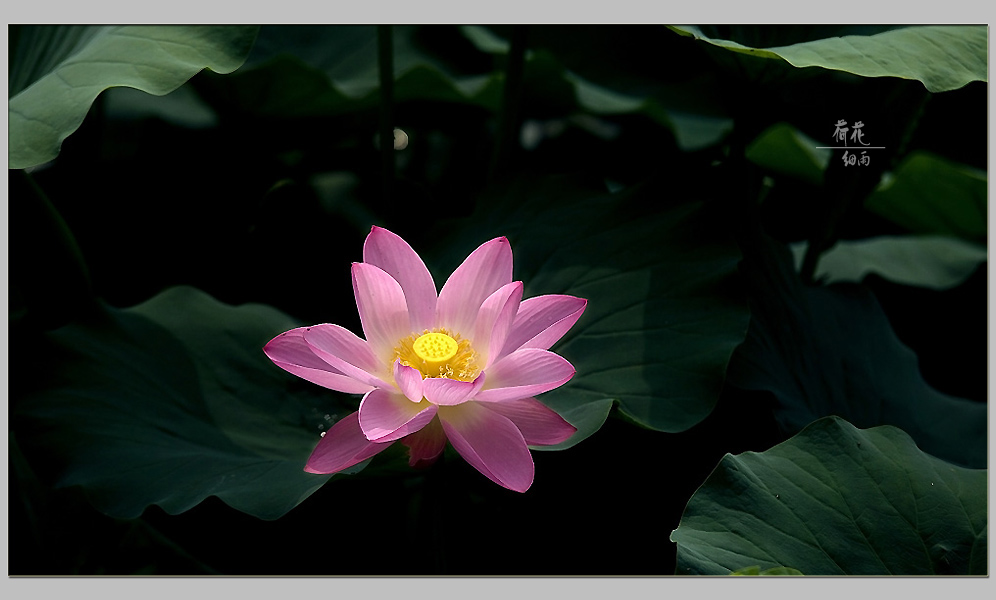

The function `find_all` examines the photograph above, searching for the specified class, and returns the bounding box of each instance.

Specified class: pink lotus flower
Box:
[264,226,586,492]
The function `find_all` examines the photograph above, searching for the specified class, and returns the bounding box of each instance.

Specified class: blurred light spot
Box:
[394,128,409,150]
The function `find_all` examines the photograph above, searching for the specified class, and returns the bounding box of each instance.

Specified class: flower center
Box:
[394,328,479,381]
[413,332,458,365]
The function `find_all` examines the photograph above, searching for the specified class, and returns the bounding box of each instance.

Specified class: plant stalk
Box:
[488,26,529,183]
[378,25,395,208]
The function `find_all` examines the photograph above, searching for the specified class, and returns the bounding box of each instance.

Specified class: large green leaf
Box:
[12,286,375,520]
[727,233,986,468]
[790,235,987,290]
[671,416,987,575]
[669,25,987,93]
[8,25,259,169]
[865,151,987,242]
[729,565,804,576]
[441,175,750,435]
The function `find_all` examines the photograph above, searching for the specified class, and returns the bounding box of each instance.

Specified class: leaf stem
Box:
[488,26,529,183]
[378,25,395,208]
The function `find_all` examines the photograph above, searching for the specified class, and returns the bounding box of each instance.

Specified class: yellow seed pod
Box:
[412,332,458,367]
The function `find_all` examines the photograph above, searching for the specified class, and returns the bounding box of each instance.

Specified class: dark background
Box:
[9,25,986,575]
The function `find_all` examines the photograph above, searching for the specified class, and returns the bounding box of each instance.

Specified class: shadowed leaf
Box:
[790,235,986,290]
[442,175,750,437]
[865,151,987,243]
[671,417,987,575]
[746,122,829,185]
[13,286,377,520]
[728,233,986,468]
